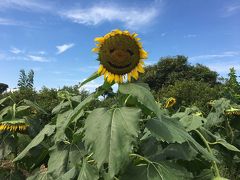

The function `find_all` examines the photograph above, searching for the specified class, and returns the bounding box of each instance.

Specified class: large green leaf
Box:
[57,167,77,180]
[77,159,99,180]
[119,83,161,116]
[14,124,55,161]
[54,110,73,143]
[69,94,95,124]
[23,99,48,115]
[146,117,218,162]
[120,160,192,180]
[47,145,69,178]
[179,115,206,132]
[84,107,141,178]
[52,101,71,115]
[147,162,192,180]
[152,142,198,161]
[202,128,240,152]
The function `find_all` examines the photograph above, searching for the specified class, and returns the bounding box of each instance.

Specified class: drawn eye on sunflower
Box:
[92,29,148,84]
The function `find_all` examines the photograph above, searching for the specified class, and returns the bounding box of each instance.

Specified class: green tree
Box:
[141,56,218,91]
[17,69,34,90]
[157,80,221,113]
[223,67,240,103]
[0,83,8,94]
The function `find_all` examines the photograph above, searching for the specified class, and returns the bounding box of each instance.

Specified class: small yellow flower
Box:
[225,107,240,116]
[0,121,29,133]
[93,29,148,84]
[165,97,176,108]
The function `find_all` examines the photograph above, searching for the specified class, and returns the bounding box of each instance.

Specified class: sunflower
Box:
[225,107,240,116]
[165,97,176,108]
[0,121,29,133]
[93,29,148,83]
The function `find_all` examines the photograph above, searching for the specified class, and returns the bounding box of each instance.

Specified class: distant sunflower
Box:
[165,97,176,108]
[225,107,240,116]
[93,29,148,83]
[0,121,29,133]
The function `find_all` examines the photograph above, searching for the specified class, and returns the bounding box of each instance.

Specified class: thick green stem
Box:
[226,119,234,144]
[195,130,220,177]
[13,132,18,170]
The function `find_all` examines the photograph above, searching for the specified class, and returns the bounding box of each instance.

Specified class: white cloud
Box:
[0,18,19,26]
[10,47,24,54]
[226,4,240,13]
[27,55,49,62]
[0,0,50,11]
[56,43,75,54]
[189,51,240,61]
[206,60,240,74]
[61,4,159,30]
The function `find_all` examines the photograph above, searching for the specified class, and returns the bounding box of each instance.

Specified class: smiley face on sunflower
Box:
[92,29,148,83]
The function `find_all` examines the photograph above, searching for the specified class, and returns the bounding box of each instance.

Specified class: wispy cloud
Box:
[80,80,102,92]
[27,55,49,62]
[0,0,51,12]
[189,51,240,61]
[61,3,160,30]
[56,43,75,54]
[206,58,240,74]
[222,3,240,17]
[189,51,240,74]
[0,18,21,26]
[10,47,24,54]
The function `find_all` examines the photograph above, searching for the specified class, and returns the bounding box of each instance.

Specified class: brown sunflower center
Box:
[99,34,140,75]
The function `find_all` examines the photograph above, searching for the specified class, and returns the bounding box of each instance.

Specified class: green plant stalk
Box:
[195,130,220,177]
[13,132,18,170]
[225,119,234,144]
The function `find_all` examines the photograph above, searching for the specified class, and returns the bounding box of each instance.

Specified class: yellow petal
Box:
[140,49,148,59]
[115,74,120,83]
[104,71,109,80]
[92,48,99,53]
[97,65,103,74]
[114,29,122,34]
[132,33,138,38]
[140,59,145,65]
[137,63,145,73]
[128,73,132,82]
[101,67,106,75]
[119,75,123,83]
[94,37,104,43]
[107,73,115,83]
[137,42,142,48]
[131,69,139,80]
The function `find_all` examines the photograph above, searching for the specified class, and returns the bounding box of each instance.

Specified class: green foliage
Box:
[0,83,8,94]
[17,69,34,90]
[1,65,240,179]
[141,56,218,91]
[223,67,240,104]
[158,80,221,113]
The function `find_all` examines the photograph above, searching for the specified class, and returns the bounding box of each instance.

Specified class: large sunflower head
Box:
[93,29,148,83]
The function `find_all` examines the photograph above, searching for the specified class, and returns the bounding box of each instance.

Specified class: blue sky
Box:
[0,0,239,91]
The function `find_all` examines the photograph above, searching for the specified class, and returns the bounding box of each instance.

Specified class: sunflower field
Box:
[1,30,240,180]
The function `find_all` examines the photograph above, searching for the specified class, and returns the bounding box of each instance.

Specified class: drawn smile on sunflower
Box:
[92,29,148,83]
